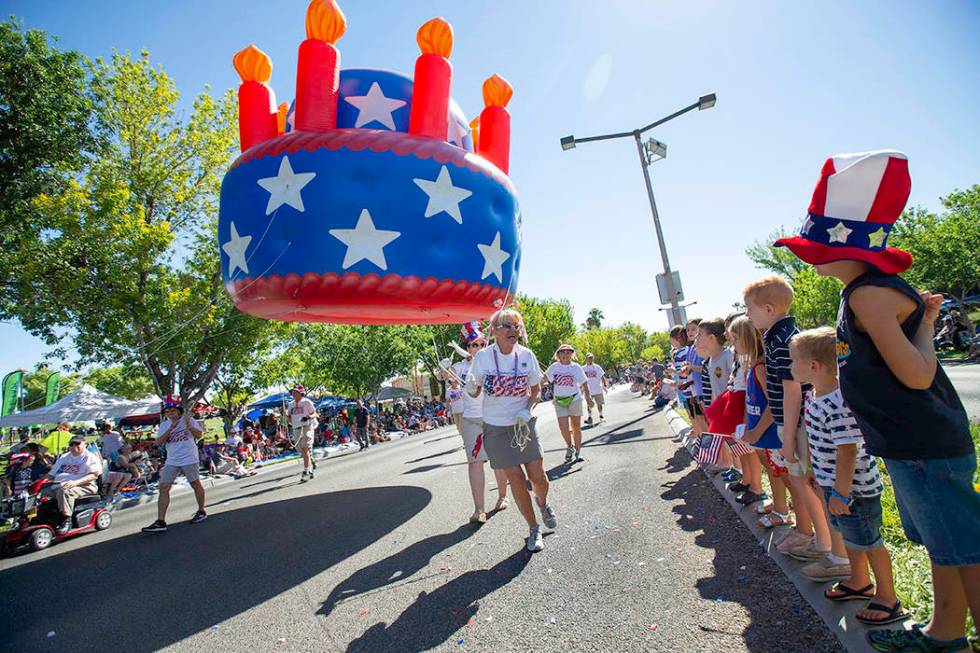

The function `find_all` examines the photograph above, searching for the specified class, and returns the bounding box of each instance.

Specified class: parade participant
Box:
[142,397,208,533]
[447,323,510,524]
[582,353,608,423]
[353,401,370,451]
[44,436,101,534]
[288,385,318,479]
[467,308,555,552]
[545,344,591,463]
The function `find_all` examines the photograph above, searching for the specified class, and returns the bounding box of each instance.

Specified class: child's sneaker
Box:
[801,557,852,581]
[775,530,811,554]
[787,539,831,561]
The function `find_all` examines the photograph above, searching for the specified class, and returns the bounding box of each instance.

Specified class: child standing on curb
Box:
[744,276,834,563]
[775,150,977,652]
[790,327,909,625]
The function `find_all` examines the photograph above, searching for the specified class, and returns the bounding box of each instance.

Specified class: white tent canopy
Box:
[0,384,162,428]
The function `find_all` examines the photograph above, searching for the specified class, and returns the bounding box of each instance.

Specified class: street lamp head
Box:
[698,93,717,110]
[560,135,576,151]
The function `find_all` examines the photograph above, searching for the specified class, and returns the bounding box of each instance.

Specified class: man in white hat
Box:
[288,385,318,480]
[582,353,608,423]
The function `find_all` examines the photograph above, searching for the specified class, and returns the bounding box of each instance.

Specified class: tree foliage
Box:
[514,294,576,366]
[22,365,80,411]
[2,48,277,403]
[0,20,106,318]
[82,365,155,400]
[583,307,604,330]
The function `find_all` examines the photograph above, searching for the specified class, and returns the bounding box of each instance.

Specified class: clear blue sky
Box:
[2,0,979,373]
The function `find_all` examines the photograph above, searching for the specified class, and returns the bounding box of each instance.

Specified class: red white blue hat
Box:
[162,395,182,411]
[291,384,307,395]
[774,150,913,274]
[460,321,485,343]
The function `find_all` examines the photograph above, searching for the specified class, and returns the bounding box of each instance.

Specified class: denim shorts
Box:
[821,487,884,551]
[883,454,980,567]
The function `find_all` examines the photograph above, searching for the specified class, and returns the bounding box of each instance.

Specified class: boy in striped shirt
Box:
[790,327,907,626]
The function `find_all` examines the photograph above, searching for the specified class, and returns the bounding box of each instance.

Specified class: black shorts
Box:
[685,397,704,416]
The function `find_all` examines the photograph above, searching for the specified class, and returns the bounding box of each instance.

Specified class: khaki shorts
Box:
[553,396,584,418]
[295,426,314,451]
[159,463,201,484]
[460,417,489,463]
[586,393,604,409]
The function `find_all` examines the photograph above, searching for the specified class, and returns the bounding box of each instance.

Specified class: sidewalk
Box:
[663,408,912,653]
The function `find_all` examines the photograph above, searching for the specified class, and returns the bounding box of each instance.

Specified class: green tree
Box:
[0,20,106,318]
[22,365,79,411]
[616,322,649,362]
[571,326,626,372]
[82,365,155,400]
[514,294,576,366]
[4,49,276,404]
[642,331,671,361]
[892,187,980,319]
[583,307,604,330]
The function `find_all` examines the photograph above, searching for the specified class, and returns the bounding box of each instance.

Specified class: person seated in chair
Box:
[210,444,256,478]
[44,436,101,534]
[106,444,141,502]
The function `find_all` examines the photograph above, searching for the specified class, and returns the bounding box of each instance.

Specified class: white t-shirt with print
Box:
[289,397,318,430]
[470,344,542,426]
[158,415,204,467]
[582,364,606,396]
[545,362,588,399]
[50,450,102,483]
[447,361,469,414]
[101,431,125,458]
[706,349,734,400]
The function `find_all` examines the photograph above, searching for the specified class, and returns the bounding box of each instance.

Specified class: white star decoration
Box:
[222,222,252,276]
[256,156,316,215]
[329,209,401,270]
[447,118,469,147]
[344,82,407,130]
[827,221,853,244]
[801,215,815,235]
[413,166,473,224]
[477,232,510,282]
[867,227,887,248]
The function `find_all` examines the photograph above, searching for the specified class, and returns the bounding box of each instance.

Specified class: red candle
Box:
[478,74,513,174]
[233,45,278,152]
[409,17,453,140]
[295,0,346,132]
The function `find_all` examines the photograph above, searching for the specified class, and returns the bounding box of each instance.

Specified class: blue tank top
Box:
[745,363,781,449]
[837,271,972,460]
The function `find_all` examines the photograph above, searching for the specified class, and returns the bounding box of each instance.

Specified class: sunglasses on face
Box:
[496,323,518,331]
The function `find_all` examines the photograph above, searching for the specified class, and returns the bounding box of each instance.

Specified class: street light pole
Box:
[633,131,681,327]
[560,93,716,329]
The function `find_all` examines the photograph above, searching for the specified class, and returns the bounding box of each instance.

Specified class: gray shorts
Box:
[159,463,201,484]
[460,417,489,463]
[553,396,584,418]
[483,418,543,470]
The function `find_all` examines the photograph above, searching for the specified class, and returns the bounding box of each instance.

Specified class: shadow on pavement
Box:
[320,524,479,617]
[405,447,462,464]
[346,549,531,653]
[4,486,432,653]
[660,461,842,652]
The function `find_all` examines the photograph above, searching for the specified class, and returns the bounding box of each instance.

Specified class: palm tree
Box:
[583,308,604,330]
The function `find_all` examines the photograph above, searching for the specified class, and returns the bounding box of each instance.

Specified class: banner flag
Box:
[45,372,62,406]
[2,370,24,417]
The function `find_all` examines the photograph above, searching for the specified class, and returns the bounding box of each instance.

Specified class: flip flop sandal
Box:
[856,600,910,626]
[755,511,792,529]
[754,502,775,515]
[824,582,875,602]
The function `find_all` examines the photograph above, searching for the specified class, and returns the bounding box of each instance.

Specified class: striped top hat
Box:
[774,150,912,274]
[460,320,485,343]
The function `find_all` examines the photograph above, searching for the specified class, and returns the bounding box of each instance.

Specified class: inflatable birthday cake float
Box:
[219,0,521,324]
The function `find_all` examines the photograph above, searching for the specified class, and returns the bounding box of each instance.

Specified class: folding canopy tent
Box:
[0,384,162,428]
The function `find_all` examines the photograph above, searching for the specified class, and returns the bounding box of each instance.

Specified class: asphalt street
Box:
[944,361,980,422]
[2,386,842,653]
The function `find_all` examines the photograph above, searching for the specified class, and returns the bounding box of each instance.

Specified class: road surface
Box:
[944,361,980,422]
[1,387,841,652]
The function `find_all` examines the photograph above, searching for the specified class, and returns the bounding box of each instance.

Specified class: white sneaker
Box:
[539,503,557,529]
[564,447,574,463]
[526,526,544,552]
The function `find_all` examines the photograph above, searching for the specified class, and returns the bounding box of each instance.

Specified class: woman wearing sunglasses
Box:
[466,309,556,552]
[545,344,591,464]
[449,323,510,524]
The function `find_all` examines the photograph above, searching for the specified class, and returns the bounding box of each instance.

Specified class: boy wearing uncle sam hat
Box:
[775,150,977,652]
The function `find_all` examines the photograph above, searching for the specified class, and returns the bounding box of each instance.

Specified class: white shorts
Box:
[460,417,489,463]
[553,396,584,418]
[295,426,314,451]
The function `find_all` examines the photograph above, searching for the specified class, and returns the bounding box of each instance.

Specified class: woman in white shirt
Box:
[467,309,556,552]
[545,344,591,464]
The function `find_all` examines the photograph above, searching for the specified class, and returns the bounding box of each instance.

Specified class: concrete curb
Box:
[663,408,910,653]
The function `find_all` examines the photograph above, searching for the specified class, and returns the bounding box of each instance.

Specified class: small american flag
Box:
[727,437,754,458]
[695,434,724,465]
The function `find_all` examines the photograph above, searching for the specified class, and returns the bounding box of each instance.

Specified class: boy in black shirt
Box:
[775,150,977,652]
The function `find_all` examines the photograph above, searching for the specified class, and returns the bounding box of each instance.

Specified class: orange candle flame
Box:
[482,74,513,108]
[306,0,347,44]
[233,44,272,83]
[277,102,289,133]
[417,17,453,58]
[469,117,480,148]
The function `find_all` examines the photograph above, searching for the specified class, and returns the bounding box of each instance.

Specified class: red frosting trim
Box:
[232,129,513,190]
[228,271,512,324]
